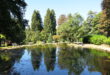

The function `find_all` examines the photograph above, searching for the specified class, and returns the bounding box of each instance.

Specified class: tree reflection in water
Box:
[58,47,87,75]
[58,47,110,75]
[31,48,42,70]
[43,46,56,72]
[0,45,110,75]
[0,49,24,75]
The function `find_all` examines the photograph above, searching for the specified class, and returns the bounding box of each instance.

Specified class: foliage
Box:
[31,10,43,31]
[82,11,101,35]
[25,9,110,45]
[0,34,6,47]
[99,12,110,36]
[36,41,44,45]
[0,34,6,39]
[0,0,27,44]
[58,14,67,25]
[1,0,110,46]
[47,34,53,43]
[57,13,83,42]
[51,10,57,35]
[90,35,107,45]
[83,34,110,45]
[99,0,110,36]
[25,10,44,44]
[52,35,61,42]
[25,29,41,43]
[40,30,49,42]
[44,9,56,35]
[104,37,110,45]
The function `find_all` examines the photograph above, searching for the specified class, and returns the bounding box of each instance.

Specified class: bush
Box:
[0,34,6,47]
[79,38,83,42]
[0,34,6,39]
[82,35,109,45]
[53,35,61,42]
[90,35,107,45]
[36,41,44,45]
[47,34,53,43]
[104,37,110,45]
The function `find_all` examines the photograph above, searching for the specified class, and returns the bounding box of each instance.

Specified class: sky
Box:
[24,0,103,25]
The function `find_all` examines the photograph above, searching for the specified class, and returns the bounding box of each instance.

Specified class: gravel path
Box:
[68,44,110,52]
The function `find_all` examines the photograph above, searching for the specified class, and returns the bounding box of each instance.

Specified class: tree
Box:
[72,13,84,26]
[58,14,67,25]
[51,10,56,34]
[87,11,96,26]
[0,0,27,44]
[83,11,101,35]
[26,10,43,43]
[44,9,52,40]
[99,0,110,36]
[102,0,110,18]
[25,29,41,43]
[44,9,56,41]
[44,9,51,33]
[31,10,43,31]
[57,13,83,42]
[68,14,72,18]
[90,12,102,34]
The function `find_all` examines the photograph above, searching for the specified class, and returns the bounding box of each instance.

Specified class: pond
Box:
[0,44,110,75]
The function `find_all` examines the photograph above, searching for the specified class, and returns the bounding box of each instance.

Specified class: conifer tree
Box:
[31,10,43,31]
[44,9,52,33]
[51,10,56,34]
[44,9,56,35]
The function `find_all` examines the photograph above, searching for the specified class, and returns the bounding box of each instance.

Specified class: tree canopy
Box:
[31,10,43,31]
[0,0,27,44]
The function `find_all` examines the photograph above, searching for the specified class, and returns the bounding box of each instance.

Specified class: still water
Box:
[0,45,110,75]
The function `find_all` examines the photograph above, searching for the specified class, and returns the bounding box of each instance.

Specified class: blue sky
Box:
[25,0,102,25]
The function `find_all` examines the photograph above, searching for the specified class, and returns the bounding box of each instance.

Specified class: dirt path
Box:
[68,43,110,52]
[0,43,110,52]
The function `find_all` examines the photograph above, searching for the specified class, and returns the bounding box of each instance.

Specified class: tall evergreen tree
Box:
[31,10,43,31]
[51,10,56,34]
[44,9,52,34]
[44,9,56,35]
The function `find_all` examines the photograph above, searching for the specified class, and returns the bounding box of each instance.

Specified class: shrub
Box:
[0,34,6,47]
[90,35,107,45]
[0,34,6,39]
[79,38,83,42]
[47,34,53,43]
[36,41,43,45]
[104,37,110,45]
[53,35,61,42]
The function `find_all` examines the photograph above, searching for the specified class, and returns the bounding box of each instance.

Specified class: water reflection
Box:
[31,48,42,70]
[0,46,110,75]
[58,47,87,75]
[43,46,56,72]
[0,49,24,75]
